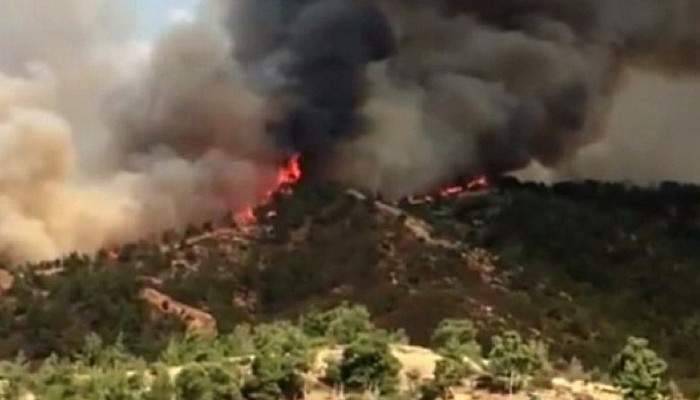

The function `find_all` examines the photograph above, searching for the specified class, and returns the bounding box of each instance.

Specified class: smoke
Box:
[0,1,283,263]
[228,0,395,166]
[1,0,699,262]
[517,70,700,184]
[227,0,700,197]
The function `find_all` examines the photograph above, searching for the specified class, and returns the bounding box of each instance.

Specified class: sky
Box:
[132,0,201,39]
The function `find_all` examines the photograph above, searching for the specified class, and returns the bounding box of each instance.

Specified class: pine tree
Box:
[610,337,668,400]
[487,331,546,394]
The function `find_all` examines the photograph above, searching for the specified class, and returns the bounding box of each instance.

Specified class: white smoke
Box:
[0,0,280,264]
[325,0,700,195]
[519,70,700,184]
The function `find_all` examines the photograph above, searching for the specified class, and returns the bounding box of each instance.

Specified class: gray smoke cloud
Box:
[517,70,700,184]
[0,1,284,263]
[1,0,699,263]
[226,0,700,197]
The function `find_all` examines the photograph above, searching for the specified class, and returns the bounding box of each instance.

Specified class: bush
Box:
[610,337,668,400]
[74,333,136,368]
[244,352,305,400]
[487,331,547,394]
[252,322,311,360]
[334,334,401,395]
[420,357,467,400]
[0,356,30,400]
[243,322,312,400]
[30,354,148,400]
[430,319,481,360]
[144,365,175,400]
[160,327,253,366]
[174,364,242,400]
[301,303,375,344]
[83,368,149,400]
[30,356,81,400]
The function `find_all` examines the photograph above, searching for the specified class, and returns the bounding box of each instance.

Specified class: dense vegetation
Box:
[0,304,671,399]
[0,179,699,397]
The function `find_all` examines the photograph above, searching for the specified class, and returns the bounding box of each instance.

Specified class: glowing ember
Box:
[235,154,302,224]
[440,185,464,197]
[237,207,256,224]
[439,175,490,198]
[277,154,302,188]
[467,175,489,191]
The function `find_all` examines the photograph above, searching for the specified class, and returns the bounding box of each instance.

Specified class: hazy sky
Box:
[133,0,200,39]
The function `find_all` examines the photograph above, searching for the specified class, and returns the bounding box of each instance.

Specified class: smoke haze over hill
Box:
[226,0,700,195]
[0,0,699,262]
[0,1,284,263]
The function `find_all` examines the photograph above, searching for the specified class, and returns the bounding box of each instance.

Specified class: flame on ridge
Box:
[235,161,488,224]
[236,154,302,224]
[439,175,490,198]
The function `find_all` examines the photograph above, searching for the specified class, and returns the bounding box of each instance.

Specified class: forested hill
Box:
[1,179,700,396]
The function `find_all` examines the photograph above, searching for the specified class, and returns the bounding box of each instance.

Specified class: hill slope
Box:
[1,179,699,393]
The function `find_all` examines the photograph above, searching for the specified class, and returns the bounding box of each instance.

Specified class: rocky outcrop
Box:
[139,287,217,338]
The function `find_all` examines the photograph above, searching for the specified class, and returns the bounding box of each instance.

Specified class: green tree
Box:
[610,337,668,400]
[335,334,401,395]
[174,364,242,400]
[252,322,311,362]
[83,369,148,400]
[430,319,481,360]
[74,333,135,368]
[144,365,175,400]
[301,303,375,344]
[487,331,546,394]
[32,356,82,400]
[243,322,312,400]
[420,357,467,400]
[244,352,305,400]
[0,356,30,400]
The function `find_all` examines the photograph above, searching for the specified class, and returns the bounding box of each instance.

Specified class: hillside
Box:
[1,179,699,397]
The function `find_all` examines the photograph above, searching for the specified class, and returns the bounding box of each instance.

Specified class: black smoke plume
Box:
[229,0,395,176]
[226,0,700,195]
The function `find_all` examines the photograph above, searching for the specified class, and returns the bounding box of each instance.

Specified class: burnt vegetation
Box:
[1,179,700,396]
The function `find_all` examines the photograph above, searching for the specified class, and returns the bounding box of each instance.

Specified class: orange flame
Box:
[439,175,490,198]
[276,154,302,191]
[235,155,302,224]
[440,185,465,197]
[466,175,489,191]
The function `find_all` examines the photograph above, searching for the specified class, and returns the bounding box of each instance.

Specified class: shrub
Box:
[32,356,83,400]
[83,368,148,400]
[334,334,401,395]
[0,356,30,400]
[252,322,311,360]
[243,322,312,400]
[174,364,242,400]
[487,331,547,394]
[74,333,135,368]
[420,357,468,400]
[430,319,481,360]
[159,330,253,366]
[301,303,375,344]
[29,353,148,400]
[244,352,305,400]
[322,356,342,388]
[610,337,668,400]
[144,365,175,400]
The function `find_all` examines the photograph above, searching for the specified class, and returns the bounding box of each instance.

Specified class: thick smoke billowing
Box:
[228,0,700,196]
[229,0,396,177]
[0,0,283,263]
[0,0,699,263]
